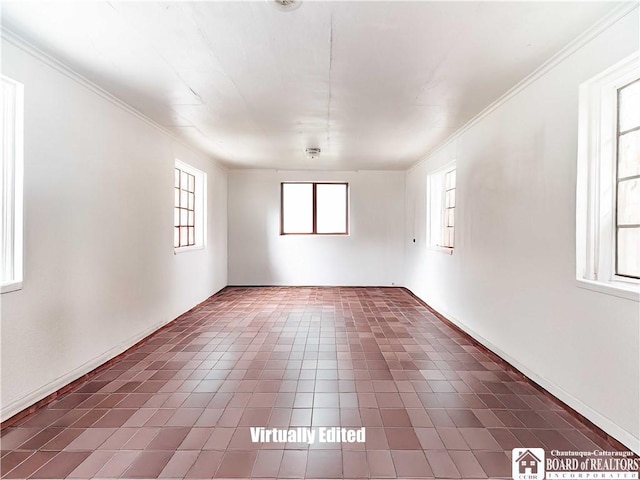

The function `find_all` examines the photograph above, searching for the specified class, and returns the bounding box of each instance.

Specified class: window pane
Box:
[617,227,640,278]
[188,174,195,192]
[174,227,180,248]
[174,208,180,227]
[446,189,455,208]
[180,227,188,246]
[617,178,640,225]
[282,183,313,233]
[445,209,454,227]
[188,192,195,210]
[174,188,180,207]
[442,226,454,248]
[180,170,188,189]
[174,168,180,188]
[188,227,194,245]
[619,80,640,132]
[180,208,188,226]
[618,130,640,179]
[317,183,347,233]
[188,211,194,227]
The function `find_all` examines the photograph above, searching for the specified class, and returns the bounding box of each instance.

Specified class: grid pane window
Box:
[616,79,640,278]
[281,182,348,235]
[428,162,456,252]
[174,166,197,248]
[440,168,456,248]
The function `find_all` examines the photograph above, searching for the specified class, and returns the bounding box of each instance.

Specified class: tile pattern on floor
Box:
[0,286,630,479]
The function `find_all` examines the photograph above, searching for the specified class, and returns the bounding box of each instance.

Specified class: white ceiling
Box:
[0,1,623,170]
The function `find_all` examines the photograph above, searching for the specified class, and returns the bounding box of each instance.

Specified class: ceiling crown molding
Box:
[408,2,639,173]
[0,27,229,174]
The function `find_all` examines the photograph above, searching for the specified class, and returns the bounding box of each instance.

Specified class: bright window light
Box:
[1,75,24,294]
[316,183,348,234]
[281,182,349,235]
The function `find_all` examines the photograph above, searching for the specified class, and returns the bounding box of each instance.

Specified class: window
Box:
[174,160,206,250]
[281,182,348,235]
[427,162,456,252]
[1,75,24,294]
[615,79,639,279]
[576,54,639,300]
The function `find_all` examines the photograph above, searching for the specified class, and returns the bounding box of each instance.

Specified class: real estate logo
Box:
[512,448,545,480]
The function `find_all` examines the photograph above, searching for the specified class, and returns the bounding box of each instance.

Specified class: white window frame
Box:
[576,53,639,302]
[1,75,24,294]
[427,160,456,255]
[174,159,206,253]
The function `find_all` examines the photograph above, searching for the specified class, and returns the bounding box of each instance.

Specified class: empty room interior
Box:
[1,1,639,479]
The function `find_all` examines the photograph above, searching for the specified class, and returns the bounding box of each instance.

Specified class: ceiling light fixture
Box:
[305,147,321,160]
[267,0,302,12]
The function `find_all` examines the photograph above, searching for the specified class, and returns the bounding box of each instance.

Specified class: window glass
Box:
[316,183,347,234]
[281,182,348,235]
[619,80,640,133]
[282,183,313,234]
[617,228,640,277]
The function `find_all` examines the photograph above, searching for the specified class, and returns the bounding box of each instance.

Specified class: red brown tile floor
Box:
[0,286,631,479]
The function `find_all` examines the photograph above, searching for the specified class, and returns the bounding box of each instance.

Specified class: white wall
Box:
[228,170,404,286]
[405,9,639,452]
[0,38,228,421]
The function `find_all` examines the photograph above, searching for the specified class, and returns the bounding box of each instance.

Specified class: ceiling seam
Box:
[189,3,270,145]
[327,11,334,153]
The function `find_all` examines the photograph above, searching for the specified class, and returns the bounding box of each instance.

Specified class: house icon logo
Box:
[512,448,545,480]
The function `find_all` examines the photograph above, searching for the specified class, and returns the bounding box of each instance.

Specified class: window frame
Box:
[174,159,207,253]
[1,75,24,294]
[280,182,349,236]
[576,53,639,301]
[427,161,456,254]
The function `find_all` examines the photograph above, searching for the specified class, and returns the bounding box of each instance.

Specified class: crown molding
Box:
[408,2,639,173]
[0,27,229,174]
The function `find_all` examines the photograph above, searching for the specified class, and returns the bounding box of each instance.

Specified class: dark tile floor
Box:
[0,286,629,479]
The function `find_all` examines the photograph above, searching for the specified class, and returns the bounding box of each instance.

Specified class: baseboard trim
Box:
[0,287,227,429]
[402,287,640,455]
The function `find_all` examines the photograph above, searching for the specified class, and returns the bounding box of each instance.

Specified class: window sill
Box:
[1,281,23,294]
[429,245,454,255]
[576,278,639,302]
[174,245,205,254]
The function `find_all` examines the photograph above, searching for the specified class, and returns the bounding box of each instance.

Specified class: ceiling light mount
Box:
[267,0,302,12]
[305,147,321,160]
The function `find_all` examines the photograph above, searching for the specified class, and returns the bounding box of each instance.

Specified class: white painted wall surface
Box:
[404,10,639,452]
[228,170,404,286]
[0,39,228,420]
